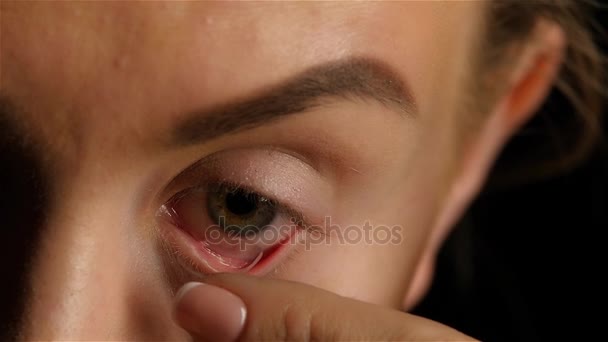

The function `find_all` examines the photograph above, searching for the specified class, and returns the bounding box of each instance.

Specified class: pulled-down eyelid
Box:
[162,182,306,271]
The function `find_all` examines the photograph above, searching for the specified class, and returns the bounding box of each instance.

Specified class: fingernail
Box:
[173,281,247,342]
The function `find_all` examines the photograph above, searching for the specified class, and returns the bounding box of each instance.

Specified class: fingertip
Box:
[175,281,205,304]
[173,281,247,342]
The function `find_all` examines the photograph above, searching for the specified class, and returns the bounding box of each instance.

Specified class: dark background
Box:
[413,8,607,342]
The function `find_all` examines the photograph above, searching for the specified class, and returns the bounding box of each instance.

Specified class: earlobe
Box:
[403,20,566,310]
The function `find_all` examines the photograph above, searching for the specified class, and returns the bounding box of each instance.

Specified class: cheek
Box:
[263,130,459,309]
[267,214,425,309]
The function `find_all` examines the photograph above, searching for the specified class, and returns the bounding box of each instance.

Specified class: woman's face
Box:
[1,1,486,339]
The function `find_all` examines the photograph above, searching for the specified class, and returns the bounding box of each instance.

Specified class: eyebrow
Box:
[172,56,416,146]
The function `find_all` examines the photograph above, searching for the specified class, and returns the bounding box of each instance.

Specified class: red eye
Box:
[158,183,300,274]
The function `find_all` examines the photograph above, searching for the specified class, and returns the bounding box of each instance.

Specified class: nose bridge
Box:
[21,185,133,340]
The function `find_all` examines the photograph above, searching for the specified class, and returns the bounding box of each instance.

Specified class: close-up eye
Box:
[3,1,606,340]
[155,148,329,277]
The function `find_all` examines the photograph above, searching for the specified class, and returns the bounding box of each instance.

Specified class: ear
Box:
[404,20,566,310]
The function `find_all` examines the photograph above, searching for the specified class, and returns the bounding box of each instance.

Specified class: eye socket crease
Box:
[170,56,417,147]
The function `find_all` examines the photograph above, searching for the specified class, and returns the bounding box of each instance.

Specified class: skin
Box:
[0,1,564,340]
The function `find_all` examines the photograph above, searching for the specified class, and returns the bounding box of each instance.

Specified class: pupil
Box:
[225,191,257,216]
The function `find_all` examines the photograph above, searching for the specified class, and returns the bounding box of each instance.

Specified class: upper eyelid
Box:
[156,147,332,235]
[181,147,321,189]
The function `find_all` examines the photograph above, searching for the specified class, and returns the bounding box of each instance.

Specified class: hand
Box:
[172,273,476,341]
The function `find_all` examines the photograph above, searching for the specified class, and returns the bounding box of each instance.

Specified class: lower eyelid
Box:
[156,205,304,278]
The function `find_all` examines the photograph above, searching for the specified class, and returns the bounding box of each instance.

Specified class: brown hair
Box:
[479,1,606,184]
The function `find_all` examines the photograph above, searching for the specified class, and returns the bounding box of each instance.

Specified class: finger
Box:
[173,273,475,341]
[173,281,247,342]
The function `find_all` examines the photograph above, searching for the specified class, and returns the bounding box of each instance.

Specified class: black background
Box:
[413,8,607,342]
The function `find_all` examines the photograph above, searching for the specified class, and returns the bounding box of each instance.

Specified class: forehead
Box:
[0,1,483,152]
